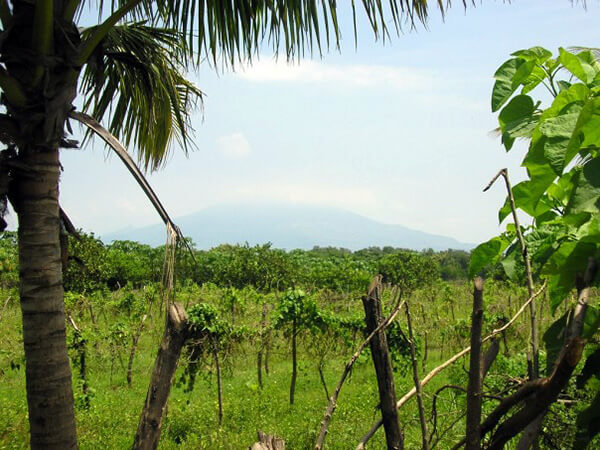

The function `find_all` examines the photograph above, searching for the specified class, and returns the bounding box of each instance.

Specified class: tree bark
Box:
[15,146,78,449]
[362,282,403,450]
[290,317,297,405]
[132,303,188,450]
[466,278,484,450]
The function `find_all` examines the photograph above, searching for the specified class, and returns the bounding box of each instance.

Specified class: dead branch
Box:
[356,282,547,449]
[466,278,484,450]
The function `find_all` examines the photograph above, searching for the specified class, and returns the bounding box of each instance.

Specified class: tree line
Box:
[0,230,470,294]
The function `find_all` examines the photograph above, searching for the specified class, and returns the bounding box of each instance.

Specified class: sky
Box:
[7,1,598,245]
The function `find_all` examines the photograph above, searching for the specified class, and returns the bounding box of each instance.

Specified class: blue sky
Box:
[17,1,597,245]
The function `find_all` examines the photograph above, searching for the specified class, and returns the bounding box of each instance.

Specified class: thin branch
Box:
[485,168,538,378]
[405,302,428,450]
[356,282,547,449]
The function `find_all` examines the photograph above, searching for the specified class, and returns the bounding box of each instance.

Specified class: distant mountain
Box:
[102,204,474,251]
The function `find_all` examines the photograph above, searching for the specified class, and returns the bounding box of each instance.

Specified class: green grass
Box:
[0,282,589,449]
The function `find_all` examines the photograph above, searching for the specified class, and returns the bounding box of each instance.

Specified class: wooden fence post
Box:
[362,277,404,450]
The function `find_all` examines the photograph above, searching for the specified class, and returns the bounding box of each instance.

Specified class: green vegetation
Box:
[0,3,598,445]
[1,227,598,448]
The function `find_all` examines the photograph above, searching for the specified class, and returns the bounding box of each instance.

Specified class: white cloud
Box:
[223,181,377,211]
[237,59,435,91]
[216,133,251,159]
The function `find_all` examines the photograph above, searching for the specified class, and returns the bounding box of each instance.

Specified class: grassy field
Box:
[0,281,582,449]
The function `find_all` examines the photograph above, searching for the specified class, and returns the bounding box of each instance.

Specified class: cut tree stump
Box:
[250,430,285,450]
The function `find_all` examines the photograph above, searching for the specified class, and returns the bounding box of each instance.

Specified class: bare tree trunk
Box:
[290,317,297,405]
[264,326,271,376]
[257,348,263,389]
[405,303,428,450]
[362,282,403,450]
[127,314,147,387]
[258,302,267,388]
[213,337,223,426]
[132,303,188,450]
[466,278,484,450]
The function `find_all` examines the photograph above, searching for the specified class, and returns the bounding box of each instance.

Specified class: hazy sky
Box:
[8,1,597,245]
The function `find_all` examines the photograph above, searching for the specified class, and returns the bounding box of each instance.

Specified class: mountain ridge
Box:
[102,203,474,251]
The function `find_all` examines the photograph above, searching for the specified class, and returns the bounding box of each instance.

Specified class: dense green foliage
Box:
[0,232,469,294]
[470,46,600,448]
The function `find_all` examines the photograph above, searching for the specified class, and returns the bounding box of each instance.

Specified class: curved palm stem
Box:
[69,110,195,261]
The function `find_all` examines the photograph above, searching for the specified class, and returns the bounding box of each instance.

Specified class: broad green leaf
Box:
[583,305,600,339]
[544,137,570,175]
[492,58,525,112]
[539,113,579,139]
[567,97,600,165]
[498,180,554,224]
[501,243,522,281]
[521,65,547,94]
[512,60,537,88]
[543,312,568,375]
[499,95,535,128]
[498,95,537,151]
[559,47,596,84]
[468,236,511,278]
[543,240,598,311]
[526,222,568,272]
[567,158,600,215]
[522,138,559,207]
[548,170,577,206]
[511,47,552,63]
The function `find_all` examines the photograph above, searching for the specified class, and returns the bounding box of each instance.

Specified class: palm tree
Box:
[0,1,454,448]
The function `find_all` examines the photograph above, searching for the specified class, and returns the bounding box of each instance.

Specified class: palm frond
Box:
[90,1,466,67]
[79,22,203,171]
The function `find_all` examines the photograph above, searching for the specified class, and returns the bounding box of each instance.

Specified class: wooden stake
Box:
[405,302,428,450]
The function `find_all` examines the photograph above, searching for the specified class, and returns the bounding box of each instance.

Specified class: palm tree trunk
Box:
[14,146,78,449]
